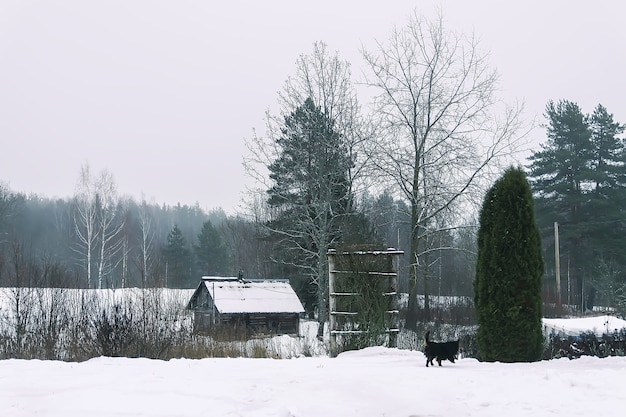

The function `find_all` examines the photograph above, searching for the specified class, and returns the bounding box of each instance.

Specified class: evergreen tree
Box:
[528,100,626,309]
[527,100,591,307]
[475,167,544,362]
[266,97,355,324]
[163,224,191,288]
[589,104,626,193]
[528,100,592,213]
[588,104,626,243]
[194,220,229,276]
[587,105,626,298]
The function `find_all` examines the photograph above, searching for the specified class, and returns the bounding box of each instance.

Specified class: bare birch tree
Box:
[73,164,124,289]
[362,11,529,328]
[73,164,98,288]
[94,170,124,289]
[137,198,157,287]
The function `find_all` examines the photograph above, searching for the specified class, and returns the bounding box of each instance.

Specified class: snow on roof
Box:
[543,315,626,337]
[202,278,305,314]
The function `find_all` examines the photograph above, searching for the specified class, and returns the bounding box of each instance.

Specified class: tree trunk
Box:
[405,200,421,330]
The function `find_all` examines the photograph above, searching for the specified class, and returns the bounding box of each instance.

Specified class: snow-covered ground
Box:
[543,315,626,337]
[2,287,626,416]
[2,347,625,417]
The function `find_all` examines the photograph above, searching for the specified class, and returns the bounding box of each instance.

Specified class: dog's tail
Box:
[425,330,431,343]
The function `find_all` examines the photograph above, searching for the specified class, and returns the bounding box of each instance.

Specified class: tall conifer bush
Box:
[475,167,544,362]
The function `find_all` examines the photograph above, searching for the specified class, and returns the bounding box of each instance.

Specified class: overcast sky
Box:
[1,1,623,214]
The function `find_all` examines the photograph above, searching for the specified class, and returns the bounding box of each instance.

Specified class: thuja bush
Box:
[475,167,544,362]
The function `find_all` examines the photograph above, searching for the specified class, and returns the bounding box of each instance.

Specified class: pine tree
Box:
[475,167,544,362]
[194,220,229,276]
[164,224,191,288]
[267,97,354,326]
[587,104,626,250]
[589,104,626,193]
[528,100,592,210]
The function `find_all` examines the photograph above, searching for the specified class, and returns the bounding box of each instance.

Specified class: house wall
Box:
[190,287,214,310]
[192,311,215,334]
[192,311,300,336]
[246,313,300,335]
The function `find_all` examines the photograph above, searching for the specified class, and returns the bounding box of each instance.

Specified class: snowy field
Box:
[2,347,626,417]
[543,315,626,337]
[2,287,626,416]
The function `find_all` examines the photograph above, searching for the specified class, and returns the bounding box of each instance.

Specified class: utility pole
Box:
[554,222,562,313]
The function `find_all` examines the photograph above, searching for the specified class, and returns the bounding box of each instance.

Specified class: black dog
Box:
[424,331,459,367]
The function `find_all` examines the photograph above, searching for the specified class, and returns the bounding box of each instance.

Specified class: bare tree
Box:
[94,170,124,289]
[73,165,124,289]
[0,183,18,234]
[73,164,98,288]
[362,11,529,328]
[3,241,37,357]
[137,198,157,287]
[222,216,272,278]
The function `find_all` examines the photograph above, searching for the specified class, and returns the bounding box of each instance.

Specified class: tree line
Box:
[0,179,475,297]
[0,177,230,289]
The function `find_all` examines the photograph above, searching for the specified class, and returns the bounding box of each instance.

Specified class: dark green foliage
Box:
[194,220,229,276]
[527,100,592,296]
[585,105,626,279]
[528,100,592,202]
[164,224,192,288]
[267,97,353,213]
[265,97,366,321]
[528,100,626,310]
[475,167,544,362]
[336,212,384,248]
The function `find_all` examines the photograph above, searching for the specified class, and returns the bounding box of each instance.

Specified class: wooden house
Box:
[186,276,305,335]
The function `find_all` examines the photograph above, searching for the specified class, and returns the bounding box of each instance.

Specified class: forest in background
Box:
[0,179,476,313]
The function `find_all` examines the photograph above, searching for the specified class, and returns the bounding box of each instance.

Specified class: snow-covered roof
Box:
[543,315,626,337]
[200,277,305,314]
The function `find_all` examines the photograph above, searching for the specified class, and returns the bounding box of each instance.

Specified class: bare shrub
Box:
[0,287,312,360]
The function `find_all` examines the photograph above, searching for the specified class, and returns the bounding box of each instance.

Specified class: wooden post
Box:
[388,250,399,348]
[554,222,562,313]
[327,249,337,357]
[567,255,571,307]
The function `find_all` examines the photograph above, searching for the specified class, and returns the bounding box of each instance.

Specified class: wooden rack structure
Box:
[327,248,404,357]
